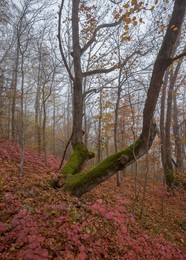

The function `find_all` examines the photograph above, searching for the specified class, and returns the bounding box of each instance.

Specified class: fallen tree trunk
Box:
[57,0,186,197]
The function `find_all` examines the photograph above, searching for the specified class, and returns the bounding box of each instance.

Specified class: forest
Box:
[0,0,186,259]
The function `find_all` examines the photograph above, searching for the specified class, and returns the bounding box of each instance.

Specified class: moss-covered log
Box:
[63,124,156,197]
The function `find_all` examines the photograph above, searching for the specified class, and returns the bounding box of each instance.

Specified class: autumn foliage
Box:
[0,140,186,259]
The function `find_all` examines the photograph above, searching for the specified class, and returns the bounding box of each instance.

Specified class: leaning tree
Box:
[56,0,186,197]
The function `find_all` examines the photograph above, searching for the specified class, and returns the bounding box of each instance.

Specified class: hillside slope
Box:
[0,140,186,259]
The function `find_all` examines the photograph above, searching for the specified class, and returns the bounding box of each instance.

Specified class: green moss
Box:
[61,142,95,176]
[64,138,142,197]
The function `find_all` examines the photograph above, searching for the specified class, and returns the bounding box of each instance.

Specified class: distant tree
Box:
[10,0,55,172]
[160,60,183,187]
[173,82,186,173]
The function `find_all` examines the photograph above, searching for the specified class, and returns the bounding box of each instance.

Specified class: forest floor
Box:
[0,140,186,259]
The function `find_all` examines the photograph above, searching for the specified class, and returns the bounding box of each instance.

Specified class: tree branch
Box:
[81,14,126,55]
[83,51,137,77]
[83,88,98,98]
[57,0,74,81]
[178,119,186,129]
[171,51,186,62]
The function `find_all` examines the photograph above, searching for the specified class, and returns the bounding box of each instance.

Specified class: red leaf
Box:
[79,244,85,252]
[36,248,48,258]
[77,252,87,260]
[0,222,7,233]
[28,242,40,250]
[96,199,103,204]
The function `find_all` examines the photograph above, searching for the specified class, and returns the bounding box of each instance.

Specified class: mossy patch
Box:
[61,142,95,176]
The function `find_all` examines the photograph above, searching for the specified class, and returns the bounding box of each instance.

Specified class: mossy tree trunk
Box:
[57,0,186,197]
[62,124,156,197]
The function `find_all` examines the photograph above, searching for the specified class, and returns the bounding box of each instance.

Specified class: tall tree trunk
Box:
[42,91,47,163]
[114,68,122,186]
[60,0,95,176]
[173,88,183,172]
[97,91,103,163]
[11,46,19,141]
[19,54,25,174]
[160,71,169,168]
[35,50,42,156]
[163,71,175,187]
[52,94,56,155]
[71,0,83,147]
[163,62,181,187]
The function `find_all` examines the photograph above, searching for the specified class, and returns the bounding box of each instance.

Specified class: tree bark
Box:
[160,71,169,168]
[71,0,83,147]
[163,62,182,186]
[173,88,183,172]
[11,46,19,141]
[97,91,103,163]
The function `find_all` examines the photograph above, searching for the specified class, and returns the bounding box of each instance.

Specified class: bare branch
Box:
[0,36,15,64]
[178,119,186,129]
[82,65,119,77]
[172,51,186,62]
[83,88,98,97]
[82,51,137,77]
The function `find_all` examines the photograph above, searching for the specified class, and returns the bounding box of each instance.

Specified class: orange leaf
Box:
[130,8,134,13]
[121,36,131,41]
[132,16,136,21]
[123,3,129,8]
[124,25,129,30]
[114,13,120,19]
[131,0,136,6]
[124,17,131,24]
